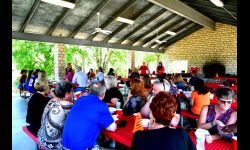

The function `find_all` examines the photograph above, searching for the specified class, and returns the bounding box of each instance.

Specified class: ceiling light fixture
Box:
[210,0,237,21]
[166,31,176,36]
[41,0,76,9]
[210,0,224,7]
[116,17,135,25]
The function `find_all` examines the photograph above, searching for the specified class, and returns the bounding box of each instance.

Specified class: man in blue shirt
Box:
[62,81,117,150]
[72,66,88,92]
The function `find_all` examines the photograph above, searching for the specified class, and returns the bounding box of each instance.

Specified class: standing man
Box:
[140,79,181,127]
[62,81,116,150]
[72,66,88,92]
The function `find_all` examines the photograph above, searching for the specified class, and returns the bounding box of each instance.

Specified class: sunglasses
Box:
[219,100,233,104]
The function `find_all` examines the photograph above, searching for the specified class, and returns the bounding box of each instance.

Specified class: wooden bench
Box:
[180,110,199,126]
[22,126,46,150]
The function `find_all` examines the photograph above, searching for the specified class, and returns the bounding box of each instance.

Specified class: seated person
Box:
[92,67,104,83]
[126,67,140,87]
[131,92,196,150]
[190,79,210,115]
[142,74,152,90]
[37,80,73,150]
[24,70,33,90]
[123,78,147,116]
[189,70,200,86]
[140,79,181,127]
[26,78,51,135]
[174,74,187,91]
[72,66,88,92]
[197,87,237,143]
[62,81,116,150]
[27,69,40,94]
[107,68,115,76]
[87,68,96,80]
[103,75,124,107]
[17,69,27,90]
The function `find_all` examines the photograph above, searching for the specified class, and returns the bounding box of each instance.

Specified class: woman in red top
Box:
[139,62,148,76]
[156,62,165,79]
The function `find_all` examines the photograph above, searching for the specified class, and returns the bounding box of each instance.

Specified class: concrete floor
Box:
[12,96,37,150]
[12,96,118,150]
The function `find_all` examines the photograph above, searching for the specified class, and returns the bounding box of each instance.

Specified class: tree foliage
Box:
[12,39,54,78]
[64,46,129,76]
[144,52,165,64]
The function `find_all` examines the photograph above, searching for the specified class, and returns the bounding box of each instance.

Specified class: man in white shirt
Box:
[92,67,104,83]
[72,66,88,92]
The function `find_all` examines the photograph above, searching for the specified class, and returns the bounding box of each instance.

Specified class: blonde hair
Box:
[132,67,139,72]
[34,78,49,92]
[174,74,184,83]
[38,70,46,79]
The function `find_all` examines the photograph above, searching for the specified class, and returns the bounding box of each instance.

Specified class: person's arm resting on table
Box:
[106,122,117,132]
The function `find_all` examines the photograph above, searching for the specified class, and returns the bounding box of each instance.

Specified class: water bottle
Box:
[116,100,121,109]
[196,136,205,150]
[195,129,208,150]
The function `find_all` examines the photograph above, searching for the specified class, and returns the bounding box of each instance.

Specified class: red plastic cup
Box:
[232,136,237,150]
[116,109,122,119]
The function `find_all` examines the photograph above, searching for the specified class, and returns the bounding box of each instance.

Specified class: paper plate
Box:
[108,107,116,114]
[112,115,119,121]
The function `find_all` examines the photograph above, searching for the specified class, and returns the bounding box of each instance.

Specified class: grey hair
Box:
[105,75,118,89]
[216,88,234,100]
[153,79,170,92]
[89,81,107,97]
[77,66,82,72]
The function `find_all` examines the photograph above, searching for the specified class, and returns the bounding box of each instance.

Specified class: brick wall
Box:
[164,23,237,75]
[53,43,66,81]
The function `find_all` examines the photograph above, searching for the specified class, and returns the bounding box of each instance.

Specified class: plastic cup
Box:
[209,93,214,100]
[116,109,122,118]
[232,136,237,150]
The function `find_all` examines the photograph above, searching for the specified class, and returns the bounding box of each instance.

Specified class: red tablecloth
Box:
[205,83,237,93]
[189,130,233,150]
[101,115,135,148]
[212,77,237,82]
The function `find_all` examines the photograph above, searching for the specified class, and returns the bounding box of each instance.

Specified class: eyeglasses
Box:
[219,100,233,104]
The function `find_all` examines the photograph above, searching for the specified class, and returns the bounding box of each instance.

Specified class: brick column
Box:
[53,43,66,81]
[131,50,135,69]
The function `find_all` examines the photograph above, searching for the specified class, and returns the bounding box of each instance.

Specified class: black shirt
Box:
[26,92,50,135]
[103,87,124,107]
[131,127,196,150]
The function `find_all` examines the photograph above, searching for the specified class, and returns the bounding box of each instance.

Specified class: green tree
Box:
[12,39,54,79]
[65,45,90,71]
[88,47,128,74]
[144,52,165,64]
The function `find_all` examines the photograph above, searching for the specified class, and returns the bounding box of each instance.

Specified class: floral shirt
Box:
[37,99,73,150]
